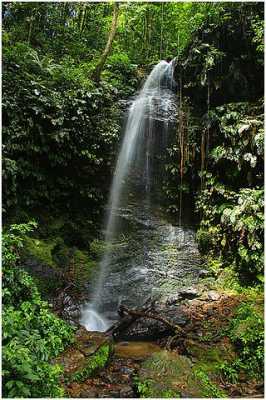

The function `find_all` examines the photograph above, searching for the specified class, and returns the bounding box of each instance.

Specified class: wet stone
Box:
[198,269,211,278]
[166,294,180,305]
[120,366,135,375]
[84,202,202,321]
[117,306,188,340]
[179,287,199,299]
[207,290,221,301]
[75,327,109,356]
[137,350,203,398]
[54,348,85,375]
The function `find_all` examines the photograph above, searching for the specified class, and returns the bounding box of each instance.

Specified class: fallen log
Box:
[119,305,185,333]
[105,302,185,339]
[105,302,154,338]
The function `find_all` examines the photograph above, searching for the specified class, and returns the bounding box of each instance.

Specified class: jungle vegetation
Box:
[2,2,264,398]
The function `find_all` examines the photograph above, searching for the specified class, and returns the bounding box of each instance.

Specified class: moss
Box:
[185,339,232,364]
[24,236,56,267]
[143,351,192,378]
[136,346,233,397]
[137,351,197,397]
[23,235,97,299]
[216,266,242,293]
[67,343,111,383]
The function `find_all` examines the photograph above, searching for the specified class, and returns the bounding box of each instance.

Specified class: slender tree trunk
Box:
[92,3,119,82]
[79,3,87,32]
[28,14,34,43]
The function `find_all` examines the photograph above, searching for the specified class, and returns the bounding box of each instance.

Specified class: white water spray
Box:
[80,61,177,331]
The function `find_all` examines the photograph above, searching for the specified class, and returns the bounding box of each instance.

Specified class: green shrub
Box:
[197,177,264,281]
[3,43,120,218]
[134,378,154,398]
[193,369,225,398]
[218,361,239,384]
[229,300,264,379]
[106,52,132,72]
[2,222,75,398]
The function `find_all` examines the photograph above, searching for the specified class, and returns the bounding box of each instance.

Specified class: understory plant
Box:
[2,222,75,398]
[197,180,263,281]
[196,101,264,283]
[229,300,264,379]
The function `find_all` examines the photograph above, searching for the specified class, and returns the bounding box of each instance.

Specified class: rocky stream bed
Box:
[53,283,263,398]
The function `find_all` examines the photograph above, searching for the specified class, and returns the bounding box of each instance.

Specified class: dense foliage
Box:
[229,299,264,379]
[3,40,121,222]
[196,101,264,281]
[3,222,75,397]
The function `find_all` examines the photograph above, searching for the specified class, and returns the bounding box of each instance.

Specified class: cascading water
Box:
[80,61,179,332]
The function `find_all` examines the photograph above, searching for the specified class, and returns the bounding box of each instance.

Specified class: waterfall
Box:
[80,60,177,332]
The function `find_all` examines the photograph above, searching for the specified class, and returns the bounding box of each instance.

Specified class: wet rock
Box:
[54,328,112,385]
[198,269,211,278]
[179,287,199,299]
[75,328,109,356]
[54,348,85,374]
[184,338,235,364]
[207,290,221,301]
[207,308,214,316]
[166,294,180,306]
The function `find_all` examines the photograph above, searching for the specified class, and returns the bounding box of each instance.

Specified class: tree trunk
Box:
[28,15,34,44]
[92,3,119,83]
[79,3,87,33]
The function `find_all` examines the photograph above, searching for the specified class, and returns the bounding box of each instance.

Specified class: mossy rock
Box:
[69,342,111,383]
[136,350,198,398]
[23,236,97,298]
[52,240,97,286]
[55,329,112,384]
[72,249,96,283]
[136,349,227,398]
[184,339,235,364]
